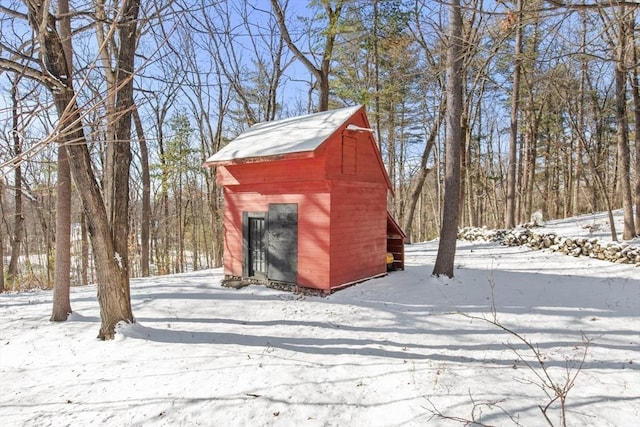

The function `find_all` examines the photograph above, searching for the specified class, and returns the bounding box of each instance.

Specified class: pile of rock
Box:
[458,227,640,266]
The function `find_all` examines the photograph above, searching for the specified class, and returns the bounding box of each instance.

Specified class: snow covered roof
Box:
[204,105,363,165]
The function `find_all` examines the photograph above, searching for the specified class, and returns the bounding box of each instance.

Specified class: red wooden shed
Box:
[204,105,404,292]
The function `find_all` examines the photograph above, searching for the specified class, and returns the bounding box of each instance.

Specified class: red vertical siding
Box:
[322,109,391,287]
[329,182,387,286]
[324,110,390,188]
[218,157,325,186]
[220,162,333,290]
[296,192,331,289]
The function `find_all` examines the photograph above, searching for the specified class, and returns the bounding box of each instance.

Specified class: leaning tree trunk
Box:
[26,0,134,339]
[50,91,133,339]
[67,135,133,339]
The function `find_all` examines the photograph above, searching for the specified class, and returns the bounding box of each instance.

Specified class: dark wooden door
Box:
[248,216,266,277]
[267,203,298,283]
[243,212,267,278]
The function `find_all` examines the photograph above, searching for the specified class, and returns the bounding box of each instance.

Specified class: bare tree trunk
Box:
[51,145,72,320]
[80,211,89,285]
[525,128,537,221]
[433,0,462,278]
[51,0,73,321]
[157,130,170,274]
[104,0,138,277]
[615,9,635,239]
[465,91,483,228]
[57,100,133,339]
[386,102,396,202]
[211,89,226,267]
[203,98,224,268]
[133,108,150,276]
[0,179,5,292]
[574,12,587,216]
[191,196,199,271]
[506,0,523,229]
[553,139,562,218]
[630,17,640,235]
[7,79,24,288]
[459,111,469,226]
[177,169,184,273]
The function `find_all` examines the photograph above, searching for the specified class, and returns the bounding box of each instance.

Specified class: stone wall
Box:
[458,227,640,266]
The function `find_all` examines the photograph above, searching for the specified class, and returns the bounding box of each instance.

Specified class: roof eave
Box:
[203,150,316,168]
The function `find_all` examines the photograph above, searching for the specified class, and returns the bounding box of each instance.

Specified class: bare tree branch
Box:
[0,5,28,19]
[0,58,46,82]
[544,0,640,9]
[269,0,321,81]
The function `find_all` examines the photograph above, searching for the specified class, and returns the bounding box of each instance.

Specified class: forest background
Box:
[0,0,638,318]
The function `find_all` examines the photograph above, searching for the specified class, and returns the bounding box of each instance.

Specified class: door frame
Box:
[242,211,267,279]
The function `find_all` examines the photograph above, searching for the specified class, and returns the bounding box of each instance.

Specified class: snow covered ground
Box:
[1,213,638,426]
